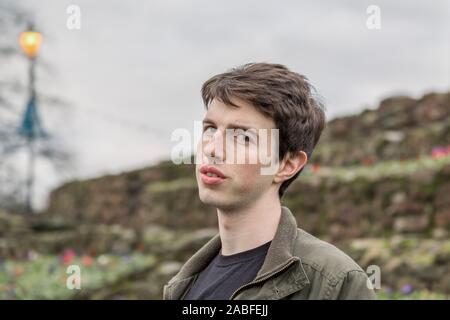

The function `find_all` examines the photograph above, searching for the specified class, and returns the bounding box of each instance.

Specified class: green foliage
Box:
[0,253,156,299]
[305,154,450,182]
[377,289,448,300]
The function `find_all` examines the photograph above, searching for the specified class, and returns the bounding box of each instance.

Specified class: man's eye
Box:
[203,126,216,135]
[235,132,252,143]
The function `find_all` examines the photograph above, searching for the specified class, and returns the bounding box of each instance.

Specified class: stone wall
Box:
[42,160,450,242]
[43,91,450,241]
[313,92,450,166]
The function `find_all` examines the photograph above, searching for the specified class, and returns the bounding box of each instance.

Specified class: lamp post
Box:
[18,23,44,214]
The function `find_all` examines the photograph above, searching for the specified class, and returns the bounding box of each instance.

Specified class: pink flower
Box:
[431,146,449,159]
[12,266,24,277]
[310,164,320,173]
[61,249,76,265]
[81,255,93,267]
[362,157,374,166]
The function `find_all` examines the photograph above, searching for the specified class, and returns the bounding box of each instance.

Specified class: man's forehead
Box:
[204,98,275,129]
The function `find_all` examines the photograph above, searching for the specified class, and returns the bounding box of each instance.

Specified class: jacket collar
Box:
[165,206,307,298]
[256,206,299,278]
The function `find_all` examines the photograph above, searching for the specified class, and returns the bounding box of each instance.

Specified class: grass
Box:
[377,289,449,300]
[0,253,156,300]
[304,154,450,182]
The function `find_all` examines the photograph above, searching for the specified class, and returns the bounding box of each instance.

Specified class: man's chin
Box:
[199,192,222,206]
[199,191,247,212]
[199,189,230,207]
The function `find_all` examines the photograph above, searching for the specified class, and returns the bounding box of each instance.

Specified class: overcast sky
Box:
[3,0,449,209]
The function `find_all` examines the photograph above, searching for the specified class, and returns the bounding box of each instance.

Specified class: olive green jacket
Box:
[163,206,377,300]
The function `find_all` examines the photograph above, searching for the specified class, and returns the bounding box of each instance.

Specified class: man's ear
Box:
[273,150,308,184]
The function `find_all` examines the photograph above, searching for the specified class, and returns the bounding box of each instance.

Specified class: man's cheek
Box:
[232,168,260,194]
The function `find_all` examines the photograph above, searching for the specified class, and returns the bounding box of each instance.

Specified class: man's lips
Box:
[199,165,227,185]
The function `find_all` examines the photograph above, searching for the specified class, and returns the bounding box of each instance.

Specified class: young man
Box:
[163,63,377,300]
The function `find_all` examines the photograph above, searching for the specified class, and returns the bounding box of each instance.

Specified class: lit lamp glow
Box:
[19,30,42,58]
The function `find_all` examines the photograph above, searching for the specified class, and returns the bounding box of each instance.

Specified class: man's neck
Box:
[217,192,282,256]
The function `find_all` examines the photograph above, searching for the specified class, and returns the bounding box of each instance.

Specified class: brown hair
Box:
[201,62,326,198]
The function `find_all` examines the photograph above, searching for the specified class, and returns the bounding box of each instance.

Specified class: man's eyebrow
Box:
[202,117,257,131]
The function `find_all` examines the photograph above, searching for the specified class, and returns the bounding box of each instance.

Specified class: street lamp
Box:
[18,23,45,214]
[19,29,42,59]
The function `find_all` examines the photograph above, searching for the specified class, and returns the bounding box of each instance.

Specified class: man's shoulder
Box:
[293,228,365,283]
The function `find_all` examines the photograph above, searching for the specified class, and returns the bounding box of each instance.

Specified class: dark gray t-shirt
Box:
[183,240,271,300]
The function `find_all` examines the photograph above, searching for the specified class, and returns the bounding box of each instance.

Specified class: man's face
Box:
[195,97,279,211]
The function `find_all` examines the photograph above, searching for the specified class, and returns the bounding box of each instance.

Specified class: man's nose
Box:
[203,129,226,162]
